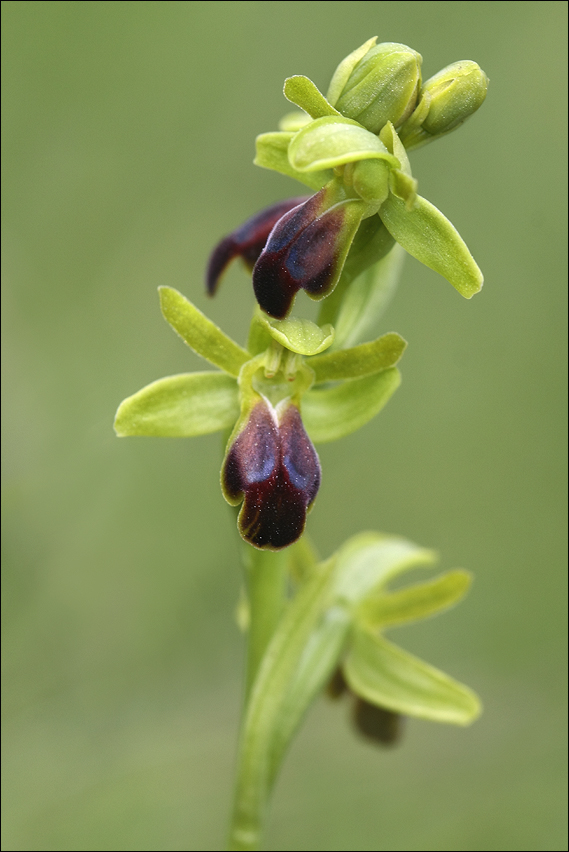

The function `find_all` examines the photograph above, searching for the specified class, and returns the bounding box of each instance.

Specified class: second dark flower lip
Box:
[252,184,366,319]
[206,197,309,296]
[222,396,321,550]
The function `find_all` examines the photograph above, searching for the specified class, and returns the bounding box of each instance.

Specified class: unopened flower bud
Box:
[400,60,488,149]
[331,42,422,134]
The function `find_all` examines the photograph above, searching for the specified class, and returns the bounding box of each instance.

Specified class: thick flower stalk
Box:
[114,36,488,852]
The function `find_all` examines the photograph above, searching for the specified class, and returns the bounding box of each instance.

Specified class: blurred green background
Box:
[2,2,567,850]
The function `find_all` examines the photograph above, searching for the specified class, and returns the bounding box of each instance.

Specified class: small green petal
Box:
[283,76,341,119]
[333,243,406,348]
[288,116,400,173]
[379,195,483,298]
[255,132,333,191]
[159,287,249,376]
[302,367,400,443]
[326,37,378,106]
[309,332,406,383]
[264,316,335,356]
[358,569,472,629]
[114,372,239,437]
[344,627,481,725]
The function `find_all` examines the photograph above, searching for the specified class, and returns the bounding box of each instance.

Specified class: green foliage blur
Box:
[2,2,567,849]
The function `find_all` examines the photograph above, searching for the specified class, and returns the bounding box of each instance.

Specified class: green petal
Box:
[288,116,400,172]
[332,243,406,348]
[379,194,483,298]
[264,316,334,356]
[114,372,239,437]
[254,131,333,191]
[344,627,481,725]
[302,367,401,443]
[159,287,250,376]
[358,569,472,629]
[309,332,406,383]
[327,37,378,106]
[283,76,341,119]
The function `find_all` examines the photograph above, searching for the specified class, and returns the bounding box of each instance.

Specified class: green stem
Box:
[244,547,288,701]
[228,558,337,851]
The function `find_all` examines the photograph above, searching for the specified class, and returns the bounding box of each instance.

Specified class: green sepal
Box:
[278,111,312,132]
[159,287,250,376]
[283,75,341,119]
[344,627,481,725]
[332,243,406,348]
[326,37,378,106]
[379,194,483,298]
[114,372,239,437]
[309,332,406,383]
[263,315,335,356]
[288,116,400,173]
[302,367,401,443]
[254,132,332,190]
[357,569,472,630]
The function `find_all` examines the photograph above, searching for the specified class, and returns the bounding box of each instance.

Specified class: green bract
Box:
[229,533,480,849]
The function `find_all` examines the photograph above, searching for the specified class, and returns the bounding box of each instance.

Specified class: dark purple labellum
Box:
[222,399,321,550]
[206,197,308,296]
[252,185,364,318]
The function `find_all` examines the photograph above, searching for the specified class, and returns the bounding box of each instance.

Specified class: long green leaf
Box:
[344,627,481,725]
[159,287,250,376]
[379,194,483,298]
[302,367,401,443]
[114,372,238,437]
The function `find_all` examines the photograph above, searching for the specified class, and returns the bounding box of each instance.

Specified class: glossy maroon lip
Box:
[252,187,351,319]
[206,197,309,296]
[222,399,321,550]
